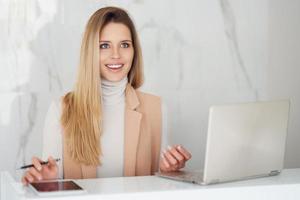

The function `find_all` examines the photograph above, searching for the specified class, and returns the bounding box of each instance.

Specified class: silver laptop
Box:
[156,100,290,185]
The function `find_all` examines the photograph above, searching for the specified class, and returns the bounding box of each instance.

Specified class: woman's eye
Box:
[120,43,130,48]
[100,43,109,49]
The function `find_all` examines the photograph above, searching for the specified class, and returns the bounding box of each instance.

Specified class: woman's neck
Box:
[101,77,128,105]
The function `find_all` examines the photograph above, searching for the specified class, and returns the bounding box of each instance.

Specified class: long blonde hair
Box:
[61,7,144,166]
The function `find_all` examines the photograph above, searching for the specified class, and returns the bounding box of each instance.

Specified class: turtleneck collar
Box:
[101,77,128,106]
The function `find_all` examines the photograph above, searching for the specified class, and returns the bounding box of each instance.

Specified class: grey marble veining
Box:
[15,93,37,168]
[139,19,186,90]
[0,0,300,179]
[219,0,257,100]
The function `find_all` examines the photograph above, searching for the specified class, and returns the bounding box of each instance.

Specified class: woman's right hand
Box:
[21,156,58,186]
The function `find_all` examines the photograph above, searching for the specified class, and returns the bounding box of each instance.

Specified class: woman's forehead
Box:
[99,22,132,41]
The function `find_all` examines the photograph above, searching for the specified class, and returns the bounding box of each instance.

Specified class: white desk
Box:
[1,168,300,200]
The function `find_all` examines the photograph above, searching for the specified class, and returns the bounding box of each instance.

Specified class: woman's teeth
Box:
[105,64,124,69]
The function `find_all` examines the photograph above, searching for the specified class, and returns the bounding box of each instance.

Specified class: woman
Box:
[22,6,191,185]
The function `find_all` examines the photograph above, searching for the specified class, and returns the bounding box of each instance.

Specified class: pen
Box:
[18,158,61,170]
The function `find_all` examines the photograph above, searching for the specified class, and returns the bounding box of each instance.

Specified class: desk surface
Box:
[2,168,300,200]
[76,168,300,193]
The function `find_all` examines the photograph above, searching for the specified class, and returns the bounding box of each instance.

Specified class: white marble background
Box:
[0,0,299,179]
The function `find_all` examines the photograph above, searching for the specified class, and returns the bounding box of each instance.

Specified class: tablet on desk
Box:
[29,180,86,196]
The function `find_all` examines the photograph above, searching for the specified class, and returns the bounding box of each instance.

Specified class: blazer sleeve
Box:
[42,99,63,179]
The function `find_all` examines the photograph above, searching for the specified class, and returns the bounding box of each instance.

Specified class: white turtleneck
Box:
[42,78,169,179]
[97,77,127,177]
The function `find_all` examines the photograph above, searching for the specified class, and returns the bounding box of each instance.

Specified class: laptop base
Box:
[155,170,204,185]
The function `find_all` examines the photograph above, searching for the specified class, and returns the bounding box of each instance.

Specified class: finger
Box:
[48,156,57,167]
[160,153,170,169]
[178,161,185,169]
[32,157,43,171]
[29,167,42,181]
[168,145,185,164]
[25,172,34,183]
[21,176,28,186]
[176,145,192,160]
[163,149,178,166]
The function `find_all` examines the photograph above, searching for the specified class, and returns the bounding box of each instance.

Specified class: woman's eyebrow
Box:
[99,40,132,43]
[99,40,111,43]
[121,40,132,43]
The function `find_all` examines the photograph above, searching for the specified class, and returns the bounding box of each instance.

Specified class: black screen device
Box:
[29,180,85,196]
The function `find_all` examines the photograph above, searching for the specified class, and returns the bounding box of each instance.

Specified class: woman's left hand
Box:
[159,145,192,172]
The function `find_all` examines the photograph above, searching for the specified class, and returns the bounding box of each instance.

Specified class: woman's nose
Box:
[111,47,121,59]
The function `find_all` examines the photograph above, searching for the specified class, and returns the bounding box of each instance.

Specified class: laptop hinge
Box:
[269,170,280,176]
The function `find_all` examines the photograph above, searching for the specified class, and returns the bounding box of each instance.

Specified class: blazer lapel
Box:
[124,84,142,176]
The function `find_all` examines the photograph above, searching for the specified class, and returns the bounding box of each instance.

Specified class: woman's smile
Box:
[105,63,124,71]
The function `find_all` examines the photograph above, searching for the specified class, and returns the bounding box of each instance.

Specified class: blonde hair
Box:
[61,7,144,166]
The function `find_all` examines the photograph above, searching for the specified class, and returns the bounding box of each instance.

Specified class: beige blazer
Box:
[63,84,162,179]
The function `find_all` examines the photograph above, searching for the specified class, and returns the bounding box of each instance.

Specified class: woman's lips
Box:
[105,64,124,70]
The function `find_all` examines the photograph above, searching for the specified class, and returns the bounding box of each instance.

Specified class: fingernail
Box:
[177,145,182,149]
[38,166,42,171]
[163,150,167,154]
[38,176,42,181]
[167,145,172,150]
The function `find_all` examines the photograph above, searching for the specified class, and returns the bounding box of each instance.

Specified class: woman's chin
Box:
[101,67,130,82]
[101,75,127,82]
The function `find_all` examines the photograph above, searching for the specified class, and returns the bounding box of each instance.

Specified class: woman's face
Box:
[99,22,134,82]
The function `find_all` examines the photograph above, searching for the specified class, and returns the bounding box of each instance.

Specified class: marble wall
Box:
[0,0,299,179]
